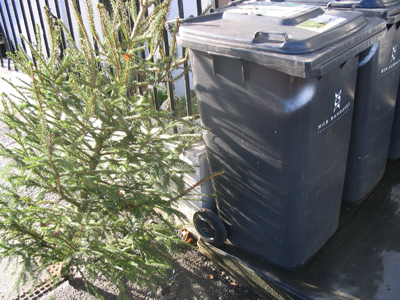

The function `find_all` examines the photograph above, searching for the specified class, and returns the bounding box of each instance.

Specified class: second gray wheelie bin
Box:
[389,87,400,159]
[175,1,386,270]
[284,0,400,204]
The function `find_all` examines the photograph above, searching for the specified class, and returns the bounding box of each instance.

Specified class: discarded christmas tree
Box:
[0,0,214,297]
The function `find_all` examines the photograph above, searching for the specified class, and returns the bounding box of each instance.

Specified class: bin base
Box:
[198,159,400,300]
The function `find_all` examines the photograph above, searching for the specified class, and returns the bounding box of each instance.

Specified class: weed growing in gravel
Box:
[0,0,216,298]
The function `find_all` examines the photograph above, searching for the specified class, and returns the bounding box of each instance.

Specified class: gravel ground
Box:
[0,64,262,300]
[40,242,261,300]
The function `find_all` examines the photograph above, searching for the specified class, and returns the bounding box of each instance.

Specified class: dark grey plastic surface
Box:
[356,4,400,23]
[176,2,386,269]
[177,3,386,77]
[180,6,367,55]
[342,22,400,204]
[272,0,400,8]
[274,2,400,204]
[389,85,400,160]
[195,52,358,269]
[199,158,400,299]
[222,3,324,25]
[285,0,400,23]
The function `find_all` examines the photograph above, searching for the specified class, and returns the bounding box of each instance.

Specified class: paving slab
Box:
[199,159,400,300]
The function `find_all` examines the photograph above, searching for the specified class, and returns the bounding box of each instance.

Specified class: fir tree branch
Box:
[85,0,108,56]
[130,0,150,40]
[98,3,121,84]
[70,0,96,87]
[0,1,205,297]
[54,56,77,81]
[10,223,56,250]
[81,76,101,137]
[167,171,224,203]
[112,0,123,33]
[72,226,83,250]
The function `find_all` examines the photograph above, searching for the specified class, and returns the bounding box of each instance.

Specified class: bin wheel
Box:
[193,208,227,247]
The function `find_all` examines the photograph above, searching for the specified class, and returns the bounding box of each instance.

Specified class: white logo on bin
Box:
[317,89,350,133]
[334,90,342,113]
[392,45,397,62]
[381,44,400,73]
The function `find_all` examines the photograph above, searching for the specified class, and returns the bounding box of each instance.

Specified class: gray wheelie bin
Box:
[284,0,400,205]
[339,2,400,202]
[389,88,400,159]
[175,1,386,270]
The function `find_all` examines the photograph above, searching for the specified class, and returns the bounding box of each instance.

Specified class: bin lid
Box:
[175,1,386,77]
[356,4,400,23]
[286,0,400,8]
[279,0,400,22]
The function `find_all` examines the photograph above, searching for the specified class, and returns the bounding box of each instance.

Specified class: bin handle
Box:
[253,31,289,44]
[326,2,360,10]
[358,42,379,67]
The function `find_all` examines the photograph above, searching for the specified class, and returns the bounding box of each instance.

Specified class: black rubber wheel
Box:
[193,208,227,247]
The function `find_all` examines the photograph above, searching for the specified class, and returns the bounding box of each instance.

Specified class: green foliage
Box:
[0,0,213,297]
[158,89,199,117]
[177,90,199,117]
